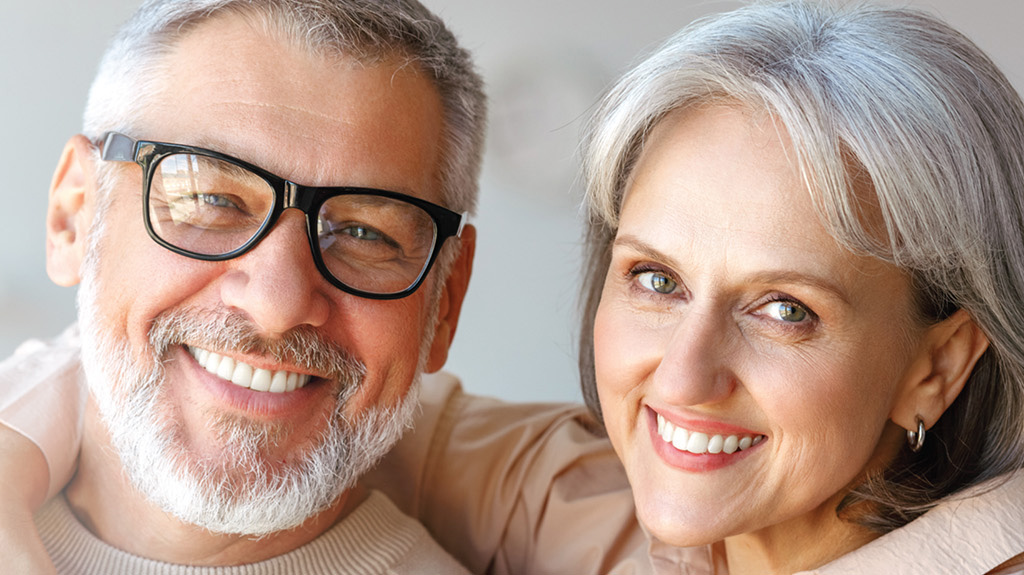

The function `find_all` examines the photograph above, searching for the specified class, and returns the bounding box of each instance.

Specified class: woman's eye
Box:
[761,300,810,323]
[636,271,679,295]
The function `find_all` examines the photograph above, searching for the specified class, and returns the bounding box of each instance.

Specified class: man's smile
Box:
[188,345,312,392]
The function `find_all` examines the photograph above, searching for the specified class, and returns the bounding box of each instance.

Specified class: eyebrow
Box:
[613,235,685,270]
[612,234,853,305]
[174,137,425,197]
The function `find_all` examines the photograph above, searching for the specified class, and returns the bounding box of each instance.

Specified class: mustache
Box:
[147,308,366,386]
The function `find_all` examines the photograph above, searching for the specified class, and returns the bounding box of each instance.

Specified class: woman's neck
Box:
[720,495,879,575]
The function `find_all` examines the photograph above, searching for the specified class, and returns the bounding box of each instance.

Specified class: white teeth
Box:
[252,369,273,392]
[217,357,236,380]
[687,432,709,454]
[268,370,288,393]
[723,435,739,454]
[188,346,311,392]
[231,362,253,387]
[707,434,724,454]
[656,413,764,455]
[672,427,689,451]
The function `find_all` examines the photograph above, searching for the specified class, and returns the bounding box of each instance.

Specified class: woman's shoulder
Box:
[813,471,1024,574]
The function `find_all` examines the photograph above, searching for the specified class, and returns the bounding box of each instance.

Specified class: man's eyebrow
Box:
[612,234,852,304]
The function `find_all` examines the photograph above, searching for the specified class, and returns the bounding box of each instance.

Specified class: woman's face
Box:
[594,105,929,547]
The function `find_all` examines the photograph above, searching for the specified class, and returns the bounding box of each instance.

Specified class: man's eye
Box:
[197,193,238,209]
[340,225,382,241]
[636,271,678,294]
[761,300,810,323]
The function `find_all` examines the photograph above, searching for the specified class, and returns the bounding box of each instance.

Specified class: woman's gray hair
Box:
[83,0,486,218]
[579,0,1024,532]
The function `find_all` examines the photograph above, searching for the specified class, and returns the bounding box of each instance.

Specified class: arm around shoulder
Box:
[0,325,87,500]
[385,374,645,575]
[0,422,56,574]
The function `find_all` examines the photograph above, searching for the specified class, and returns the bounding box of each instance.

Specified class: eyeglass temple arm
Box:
[100,132,138,162]
[456,212,469,238]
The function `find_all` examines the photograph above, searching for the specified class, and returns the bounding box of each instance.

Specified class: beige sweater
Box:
[36,490,469,574]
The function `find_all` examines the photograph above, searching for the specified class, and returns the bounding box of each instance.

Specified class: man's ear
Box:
[46,135,98,287]
[891,309,990,432]
[425,223,475,373]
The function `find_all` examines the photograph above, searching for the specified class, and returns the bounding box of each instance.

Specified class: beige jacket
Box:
[3,325,1023,574]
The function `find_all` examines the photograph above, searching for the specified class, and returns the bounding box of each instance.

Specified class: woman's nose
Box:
[651,305,738,407]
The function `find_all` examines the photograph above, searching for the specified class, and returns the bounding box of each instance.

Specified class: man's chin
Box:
[120,384,417,535]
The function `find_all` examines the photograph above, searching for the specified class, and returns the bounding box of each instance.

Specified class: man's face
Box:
[57,15,468,533]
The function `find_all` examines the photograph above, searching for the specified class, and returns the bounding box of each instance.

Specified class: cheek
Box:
[593,304,628,406]
[761,354,901,479]
[336,295,433,415]
[89,204,216,352]
[593,301,656,439]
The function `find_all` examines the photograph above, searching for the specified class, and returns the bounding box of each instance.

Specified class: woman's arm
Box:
[0,326,86,569]
[0,326,85,497]
[0,424,55,574]
[365,374,646,575]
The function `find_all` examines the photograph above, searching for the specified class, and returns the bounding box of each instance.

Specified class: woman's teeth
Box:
[188,346,311,393]
[656,413,764,455]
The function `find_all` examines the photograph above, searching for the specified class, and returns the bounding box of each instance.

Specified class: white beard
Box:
[76,249,423,535]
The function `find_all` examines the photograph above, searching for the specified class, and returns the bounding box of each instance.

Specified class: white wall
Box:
[2,0,1021,404]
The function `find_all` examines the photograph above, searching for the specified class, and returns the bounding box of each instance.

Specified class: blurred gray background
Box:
[2,0,1022,403]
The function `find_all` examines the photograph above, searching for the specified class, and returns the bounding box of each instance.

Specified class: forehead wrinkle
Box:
[233,99,363,127]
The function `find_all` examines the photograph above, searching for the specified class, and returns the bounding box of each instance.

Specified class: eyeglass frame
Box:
[98,131,468,301]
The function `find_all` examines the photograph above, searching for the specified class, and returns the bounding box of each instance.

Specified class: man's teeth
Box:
[656,413,764,455]
[188,346,311,393]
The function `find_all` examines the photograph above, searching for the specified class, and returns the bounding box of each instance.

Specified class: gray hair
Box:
[579,0,1024,532]
[83,0,486,217]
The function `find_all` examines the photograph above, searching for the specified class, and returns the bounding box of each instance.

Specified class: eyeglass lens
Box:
[148,153,440,295]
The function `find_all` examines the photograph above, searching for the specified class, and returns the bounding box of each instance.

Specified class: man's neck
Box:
[64,398,365,565]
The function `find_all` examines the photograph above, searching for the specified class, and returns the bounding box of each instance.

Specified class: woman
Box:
[4,1,1024,573]
[577,0,1024,572]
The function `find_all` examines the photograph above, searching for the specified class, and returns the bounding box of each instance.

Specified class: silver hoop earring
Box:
[907,417,926,452]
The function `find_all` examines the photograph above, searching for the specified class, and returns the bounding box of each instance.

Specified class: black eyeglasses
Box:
[99,132,467,300]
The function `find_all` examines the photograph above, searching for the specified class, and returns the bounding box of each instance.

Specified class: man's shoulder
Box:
[353,491,471,574]
[417,371,598,441]
[315,490,471,574]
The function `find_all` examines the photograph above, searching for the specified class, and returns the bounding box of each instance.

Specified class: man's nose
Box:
[218,210,331,336]
[651,306,738,407]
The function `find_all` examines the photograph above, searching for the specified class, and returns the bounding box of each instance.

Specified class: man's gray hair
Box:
[83,0,486,218]
[579,0,1024,532]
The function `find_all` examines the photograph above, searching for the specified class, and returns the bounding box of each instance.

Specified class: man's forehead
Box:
[139,14,446,199]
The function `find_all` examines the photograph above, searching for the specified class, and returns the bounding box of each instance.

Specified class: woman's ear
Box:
[46,135,98,287]
[891,309,990,432]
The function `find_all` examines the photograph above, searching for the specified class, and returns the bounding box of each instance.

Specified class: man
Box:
[3,0,487,571]
[1,0,648,572]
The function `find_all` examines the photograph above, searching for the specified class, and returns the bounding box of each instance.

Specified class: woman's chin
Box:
[634,495,735,548]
